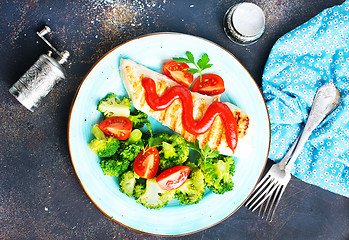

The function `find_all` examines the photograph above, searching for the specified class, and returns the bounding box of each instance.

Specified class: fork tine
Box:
[246,178,273,209]
[258,201,263,217]
[245,175,273,207]
[268,185,287,222]
[245,163,290,221]
[258,198,268,218]
[250,180,278,212]
[261,188,273,219]
[264,184,283,221]
[244,84,339,221]
[254,173,271,190]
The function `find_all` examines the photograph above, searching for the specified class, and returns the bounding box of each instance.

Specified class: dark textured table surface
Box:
[1,0,348,239]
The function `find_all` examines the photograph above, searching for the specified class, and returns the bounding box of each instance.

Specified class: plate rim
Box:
[67,31,271,236]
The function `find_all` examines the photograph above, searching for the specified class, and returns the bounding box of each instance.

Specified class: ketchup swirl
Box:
[142,77,238,151]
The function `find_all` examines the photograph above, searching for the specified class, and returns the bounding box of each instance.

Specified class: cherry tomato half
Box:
[134,147,159,179]
[98,116,132,140]
[191,73,225,95]
[163,60,194,88]
[156,166,190,190]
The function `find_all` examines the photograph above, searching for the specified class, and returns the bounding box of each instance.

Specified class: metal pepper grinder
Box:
[9,26,70,111]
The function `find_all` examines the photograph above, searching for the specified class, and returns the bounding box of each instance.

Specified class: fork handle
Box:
[284,129,312,172]
[278,132,301,170]
[282,104,321,172]
[283,83,339,172]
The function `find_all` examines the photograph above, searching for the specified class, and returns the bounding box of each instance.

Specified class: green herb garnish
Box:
[173,51,213,82]
[188,140,219,162]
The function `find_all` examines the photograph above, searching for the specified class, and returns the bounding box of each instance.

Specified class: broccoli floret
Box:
[119,170,139,197]
[117,134,144,162]
[88,137,120,158]
[119,170,146,198]
[119,144,143,162]
[97,93,131,118]
[150,133,189,171]
[198,154,235,194]
[175,162,205,205]
[128,110,149,129]
[99,156,130,177]
[134,182,146,199]
[136,178,175,209]
[149,132,170,146]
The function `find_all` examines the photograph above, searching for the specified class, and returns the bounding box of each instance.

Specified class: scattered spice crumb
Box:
[64,0,168,63]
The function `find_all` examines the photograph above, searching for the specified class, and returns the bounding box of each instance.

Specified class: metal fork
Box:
[245,83,341,222]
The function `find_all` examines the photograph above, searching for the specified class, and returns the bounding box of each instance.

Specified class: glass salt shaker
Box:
[223,2,266,45]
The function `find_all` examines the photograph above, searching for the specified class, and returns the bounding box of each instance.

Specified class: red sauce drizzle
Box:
[142,77,238,151]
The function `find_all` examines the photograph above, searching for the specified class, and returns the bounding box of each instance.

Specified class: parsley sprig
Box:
[188,140,220,173]
[188,140,219,162]
[173,51,213,82]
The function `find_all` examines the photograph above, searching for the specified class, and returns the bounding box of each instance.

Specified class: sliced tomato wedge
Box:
[163,60,193,88]
[134,147,159,179]
[156,166,190,190]
[191,73,225,95]
[98,116,132,140]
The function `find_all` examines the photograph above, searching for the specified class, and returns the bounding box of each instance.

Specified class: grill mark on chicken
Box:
[238,116,249,138]
[207,116,223,150]
[215,118,224,148]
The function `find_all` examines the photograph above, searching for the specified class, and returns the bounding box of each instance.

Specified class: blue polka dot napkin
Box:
[262,1,349,197]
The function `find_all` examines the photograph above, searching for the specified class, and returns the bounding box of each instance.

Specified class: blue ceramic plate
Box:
[68,33,270,236]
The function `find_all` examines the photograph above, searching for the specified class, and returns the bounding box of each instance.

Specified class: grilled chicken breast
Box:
[119,58,251,156]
